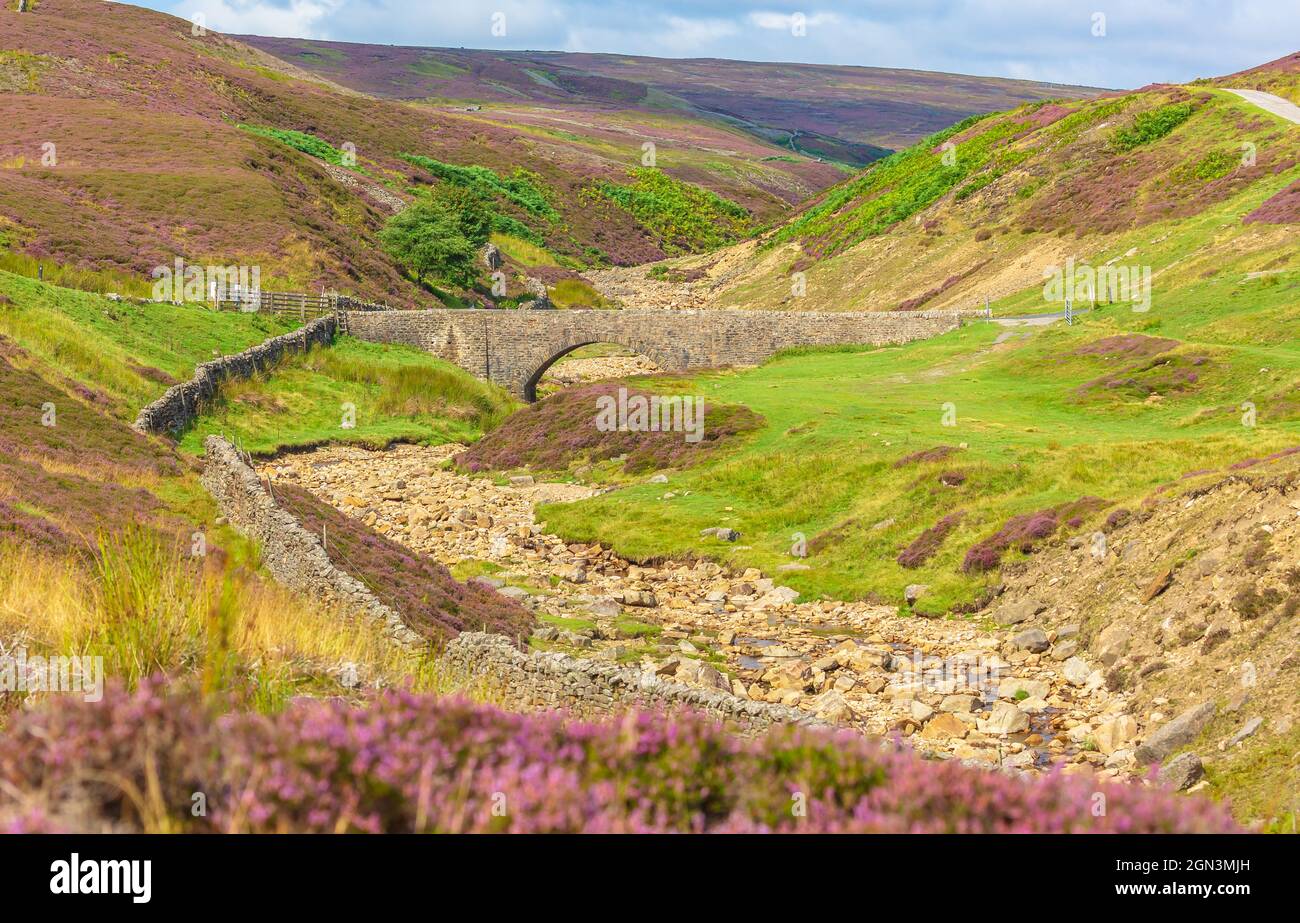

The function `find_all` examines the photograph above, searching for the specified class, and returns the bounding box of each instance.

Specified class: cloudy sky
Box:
[140,0,1297,88]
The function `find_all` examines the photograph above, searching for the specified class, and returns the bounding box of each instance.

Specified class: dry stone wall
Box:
[347,308,963,399]
[445,631,824,733]
[201,438,825,728]
[200,435,422,647]
[133,315,336,435]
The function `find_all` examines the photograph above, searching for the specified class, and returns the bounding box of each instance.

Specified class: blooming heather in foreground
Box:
[0,682,1239,834]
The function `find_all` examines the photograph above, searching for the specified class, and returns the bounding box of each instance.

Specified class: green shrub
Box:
[1173,149,1237,183]
[1111,103,1195,153]
[593,168,751,254]
[770,113,1026,256]
[238,124,352,167]
[399,154,557,221]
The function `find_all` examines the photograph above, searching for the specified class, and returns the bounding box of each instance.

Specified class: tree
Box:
[427,184,491,249]
[378,202,478,290]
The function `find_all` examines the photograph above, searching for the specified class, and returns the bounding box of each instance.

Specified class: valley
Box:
[0,0,1296,839]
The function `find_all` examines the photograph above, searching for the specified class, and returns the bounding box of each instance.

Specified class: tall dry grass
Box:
[0,531,505,714]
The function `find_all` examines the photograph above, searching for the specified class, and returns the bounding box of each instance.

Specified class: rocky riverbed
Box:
[259,443,1148,779]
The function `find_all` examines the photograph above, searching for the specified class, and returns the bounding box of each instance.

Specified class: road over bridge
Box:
[346,308,965,400]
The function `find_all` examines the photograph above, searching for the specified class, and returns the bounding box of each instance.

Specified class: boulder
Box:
[1012,628,1050,653]
[1061,656,1092,686]
[939,694,980,713]
[589,597,623,618]
[810,689,854,722]
[997,677,1049,701]
[982,701,1030,735]
[755,586,800,608]
[1094,623,1131,665]
[701,526,741,542]
[674,657,730,692]
[996,598,1044,625]
[621,590,658,608]
[1135,702,1216,764]
[1050,640,1078,661]
[919,713,968,740]
[1142,568,1174,603]
[1093,715,1138,755]
[1158,753,1205,791]
[910,701,935,722]
[1226,716,1263,748]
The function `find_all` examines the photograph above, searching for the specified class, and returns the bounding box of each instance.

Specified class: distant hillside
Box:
[238,38,1104,166]
[0,0,850,305]
[594,60,1299,315]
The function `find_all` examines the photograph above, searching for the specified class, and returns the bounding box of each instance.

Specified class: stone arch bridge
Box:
[346,308,964,400]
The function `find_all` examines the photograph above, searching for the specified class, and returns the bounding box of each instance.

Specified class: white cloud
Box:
[748,11,838,32]
[179,0,340,39]
[136,0,1300,88]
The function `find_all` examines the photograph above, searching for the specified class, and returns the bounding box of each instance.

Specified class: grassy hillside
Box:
[240,37,1101,163]
[460,65,1300,610]
[632,78,1297,315]
[511,71,1300,611]
[0,0,873,306]
[1215,51,1300,105]
[0,271,297,416]
[0,267,532,721]
[179,338,515,455]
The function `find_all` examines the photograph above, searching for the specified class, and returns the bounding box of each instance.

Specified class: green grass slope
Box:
[0,270,514,460]
[523,63,1299,607]
[538,268,1299,611]
[0,273,528,714]
[180,338,515,455]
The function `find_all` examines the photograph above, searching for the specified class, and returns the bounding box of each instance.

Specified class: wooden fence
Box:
[212,290,338,321]
[211,291,391,321]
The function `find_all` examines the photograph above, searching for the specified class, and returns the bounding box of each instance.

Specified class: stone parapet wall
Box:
[347,307,962,399]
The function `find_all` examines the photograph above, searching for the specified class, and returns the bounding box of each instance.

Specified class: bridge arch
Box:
[523,340,672,402]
